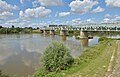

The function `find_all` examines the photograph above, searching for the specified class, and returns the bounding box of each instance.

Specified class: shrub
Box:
[98,36,108,42]
[0,70,10,77]
[42,41,74,72]
[32,69,47,77]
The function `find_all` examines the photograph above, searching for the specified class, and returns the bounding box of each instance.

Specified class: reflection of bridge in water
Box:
[59,35,89,47]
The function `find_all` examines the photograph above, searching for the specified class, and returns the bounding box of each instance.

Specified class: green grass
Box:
[32,40,118,77]
[67,40,117,77]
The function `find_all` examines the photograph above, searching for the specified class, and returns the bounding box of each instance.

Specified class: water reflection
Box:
[0,37,41,76]
[80,38,88,47]
[0,51,41,76]
[60,36,67,42]
[0,34,99,76]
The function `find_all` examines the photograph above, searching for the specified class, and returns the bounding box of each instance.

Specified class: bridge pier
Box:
[43,30,48,35]
[50,30,55,35]
[60,30,66,36]
[80,31,88,38]
[40,30,43,33]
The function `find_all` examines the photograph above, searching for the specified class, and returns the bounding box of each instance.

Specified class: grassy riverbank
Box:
[32,38,118,77]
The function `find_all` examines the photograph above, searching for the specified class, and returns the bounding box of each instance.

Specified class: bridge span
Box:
[40,25,120,38]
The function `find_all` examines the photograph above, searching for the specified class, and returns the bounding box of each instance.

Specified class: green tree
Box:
[12,25,15,28]
[42,41,74,72]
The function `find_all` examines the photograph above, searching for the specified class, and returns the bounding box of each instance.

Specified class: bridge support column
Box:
[80,31,88,38]
[60,30,66,36]
[50,30,55,35]
[40,30,43,33]
[43,30,48,34]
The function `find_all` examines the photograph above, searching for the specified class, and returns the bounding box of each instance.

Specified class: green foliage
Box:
[0,28,32,34]
[42,41,74,72]
[98,36,108,42]
[32,69,48,77]
[0,70,10,77]
[75,43,106,65]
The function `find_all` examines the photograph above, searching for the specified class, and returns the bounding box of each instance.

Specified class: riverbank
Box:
[32,38,119,77]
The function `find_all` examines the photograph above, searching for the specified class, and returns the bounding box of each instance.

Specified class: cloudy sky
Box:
[0,0,120,27]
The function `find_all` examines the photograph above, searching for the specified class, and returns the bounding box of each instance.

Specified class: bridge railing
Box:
[40,25,120,31]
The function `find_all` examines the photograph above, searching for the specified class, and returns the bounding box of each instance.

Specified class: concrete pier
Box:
[40,30,43,33]
[60,30,66,36]
[50,30,55,35]
[80,31,88,38]
[43,30,48,35]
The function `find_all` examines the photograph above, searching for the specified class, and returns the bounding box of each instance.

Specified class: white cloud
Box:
[59,12,70,17]
[0,0,17,20]
[102,15,120,23]
[72,18,82,24]
[83,18,96,23]
[62,18,82,25]
[104,14,111,18]
[86,19,92,22]
[20,0,24,4]
[102,18,110,23]
[1,19,31,27]
[38,0,63,6]
[0,0,17,13]
[6,19,20,23]
[69,0,98,14]
[92,6,105,13]
[115,16,120,21]
[105,0,120,7]
[55,12,58,17]
[19,6,52,19]
[32,0,39,7]
[72,18,81,22]
[0,12,13,20]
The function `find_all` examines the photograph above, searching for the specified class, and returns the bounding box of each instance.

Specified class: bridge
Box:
[39,24,120,38]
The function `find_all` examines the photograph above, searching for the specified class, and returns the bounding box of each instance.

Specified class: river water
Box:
[0,34,103,76]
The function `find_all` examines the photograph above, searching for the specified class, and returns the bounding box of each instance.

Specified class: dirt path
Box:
[111,41,120,77]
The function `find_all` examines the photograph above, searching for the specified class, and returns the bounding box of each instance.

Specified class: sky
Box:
[0,0,120,27]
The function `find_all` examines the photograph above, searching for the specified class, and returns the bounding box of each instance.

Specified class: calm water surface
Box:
[0,34,100,76]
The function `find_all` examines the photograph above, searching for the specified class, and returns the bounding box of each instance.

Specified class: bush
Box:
[32,69,47,77]
[98,36,108,42]
[42,41,74,72]
[0,70,10,77]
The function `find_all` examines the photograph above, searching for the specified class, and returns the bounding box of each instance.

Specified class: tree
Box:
[42,41,74,72]
[37,27,39,29]
[12,25,14,28]
[0,26,2,28]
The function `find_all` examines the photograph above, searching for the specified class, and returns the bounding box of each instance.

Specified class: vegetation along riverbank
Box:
[32,37,119,77]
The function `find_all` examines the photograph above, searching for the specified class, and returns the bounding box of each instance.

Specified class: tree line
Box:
[0,26,39,34]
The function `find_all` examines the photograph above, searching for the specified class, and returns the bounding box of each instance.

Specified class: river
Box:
[0,34,105,76]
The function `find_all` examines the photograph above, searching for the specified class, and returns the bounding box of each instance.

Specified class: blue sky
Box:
[0,0,120,27]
